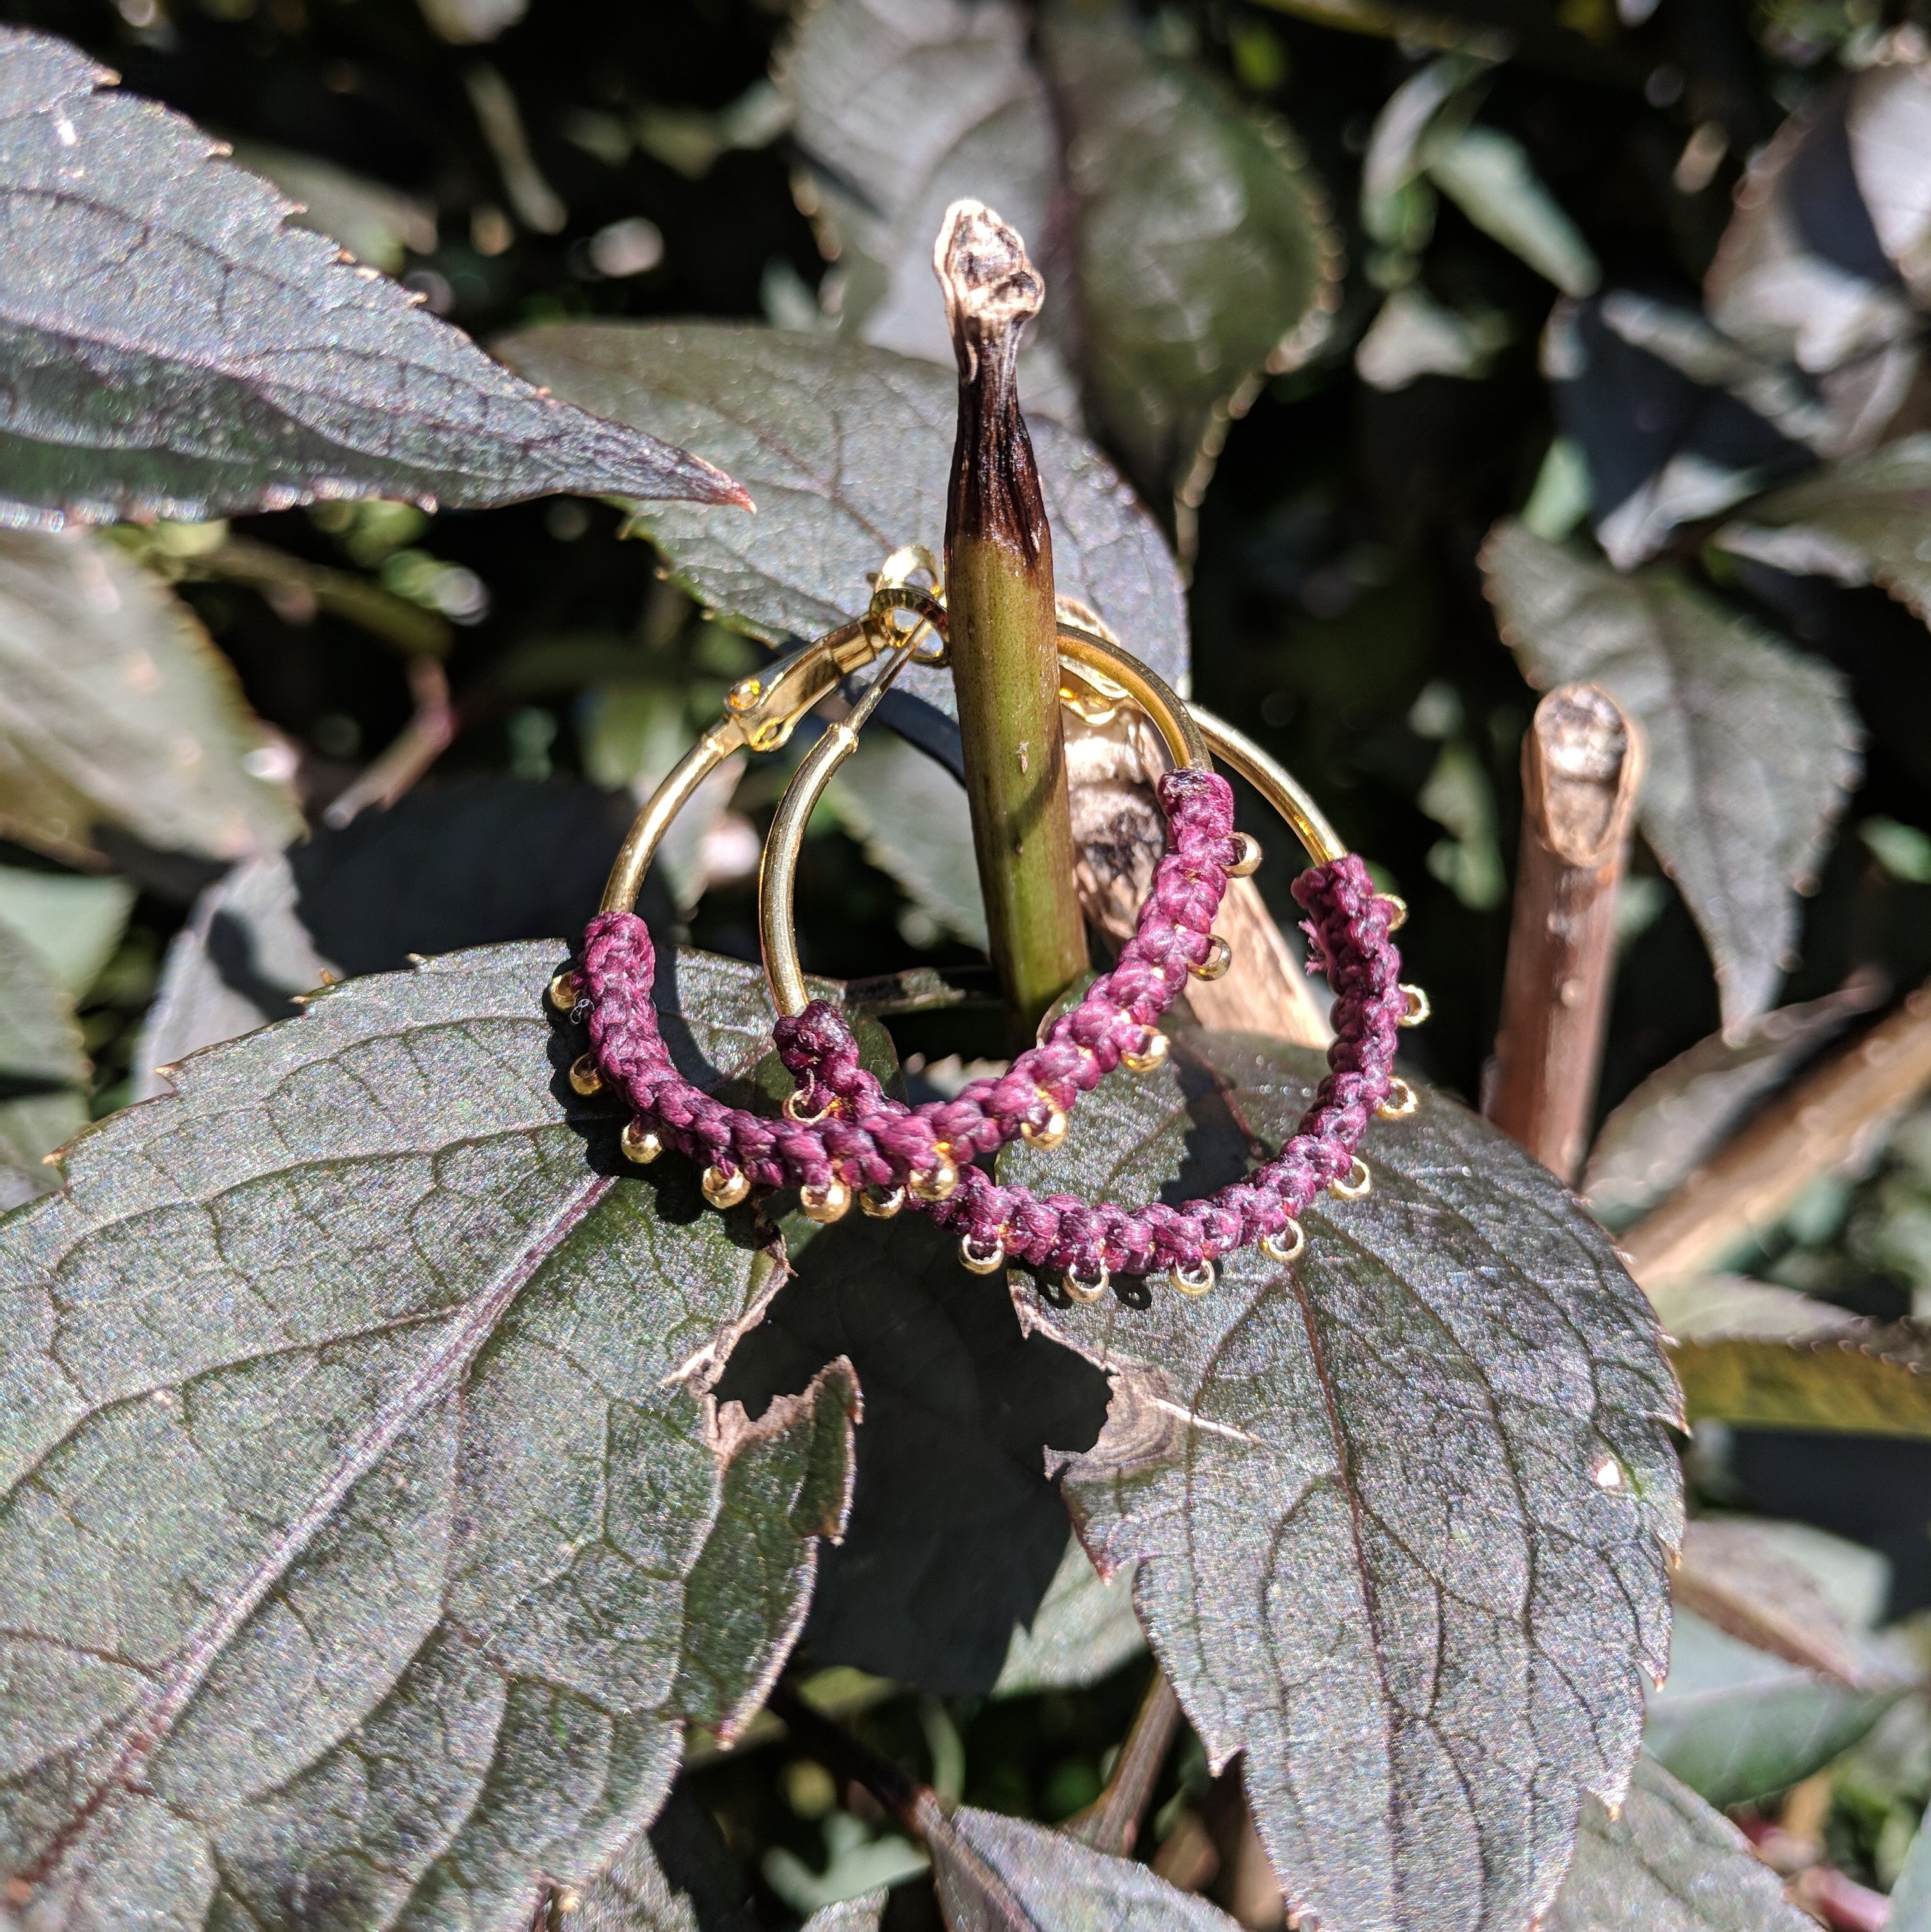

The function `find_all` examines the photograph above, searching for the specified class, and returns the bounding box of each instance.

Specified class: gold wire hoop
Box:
[597,558,1362,1034]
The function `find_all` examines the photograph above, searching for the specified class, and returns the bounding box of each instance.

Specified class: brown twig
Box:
[1787,1865,1890,1931]
[766,1683,931,1837]
[1484,684,1642,1182]
[321,657,458,829]
[194,536,453,658]
[1065,1669,1183,1858]
[1621,978,1931,1288]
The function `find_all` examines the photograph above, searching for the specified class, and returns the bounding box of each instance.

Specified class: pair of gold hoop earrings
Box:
[558,549,1423,1300]
[596,548,1384,1020]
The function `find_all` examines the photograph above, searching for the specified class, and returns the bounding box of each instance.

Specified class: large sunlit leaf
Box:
[1482,521,1862,1030]
[0,525,301,866]
[1041,1,1339,508]
[1543,1753,1814,1932]
[776,0,1077,419]
[0,28,743,527]
[1717,434,1931,626]
[0,941,858,1929]
[494,323,1191,720]
[1002,1029,1682,1932]
[0,913,86,1209]
[926,1804,1242,1931]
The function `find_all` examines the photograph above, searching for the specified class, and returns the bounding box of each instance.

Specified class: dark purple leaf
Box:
[0,29,746,527]
[0,942,854,1929]
[492,323,1189,721]
[1001,1031,1683,1932]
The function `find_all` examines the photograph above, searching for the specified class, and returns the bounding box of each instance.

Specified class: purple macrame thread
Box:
[573,765,1405,1280]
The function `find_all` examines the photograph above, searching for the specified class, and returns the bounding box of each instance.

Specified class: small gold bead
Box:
[1228,833,1263,878]
[799,1178,852,1224]
[1168,1258,1216,1298]
[1020,1097,1069,1150]
[548,969,581,1012]
[702,1165,751,1210]
[726,676,763,712]
[908,1153,959,1202]
[1376,1078,1418,1122]
[1399,984,1430,1027]
[859,1185,904,1219]
[1329,1157,1372,1202]
[620,1121,663,1164]
[1380,893,1409,932]
[569,1054,604,1096]
[1261,1220,1306,1264]
[959,1232,1006,1275]
[1189,936,1233,982]
[1063,1260,1110,1303]
[1121,1029,1169,1075]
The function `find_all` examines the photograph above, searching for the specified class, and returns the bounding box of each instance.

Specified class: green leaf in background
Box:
[1646,1605,1910,1809]
[992,1538,1145,1698]
[1717,434,1931,626]
[1423,125,1599,297]
[1647,1272,1931,1436]
[775,0,1079,419]
[1674,1516,1890,1688]
[0,913,87,1209]
[0,861,133,997]
[494,323,1190,720]
[0,942,858,1929]
[1003,1031,1682,1932]
[1645,1520,1909,1809]
[927,1805,1243,1930]
[1042,0,1339,511]
[1543,1753,1816,1931]
[1892,1808,1931,1932]
[572,1786,886,1931]
[1582,978,1883,1229]
[227,140,438,277]
[1675,1314,1931,1437]
[0,29,742,526]
[1482,521,1864,1031]
[130,852,336,1102]
[0,526,302,867]
[826,733,986,950]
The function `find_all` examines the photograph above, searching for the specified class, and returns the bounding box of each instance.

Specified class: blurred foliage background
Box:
[10,0,1931,1919]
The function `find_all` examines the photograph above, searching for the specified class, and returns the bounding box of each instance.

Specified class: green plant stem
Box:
[936,200,1088,1042]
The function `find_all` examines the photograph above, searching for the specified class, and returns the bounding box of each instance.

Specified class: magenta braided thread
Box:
[573,770,1405,1277]
[921,857,1402,1277]
[579,768,1234,1188]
